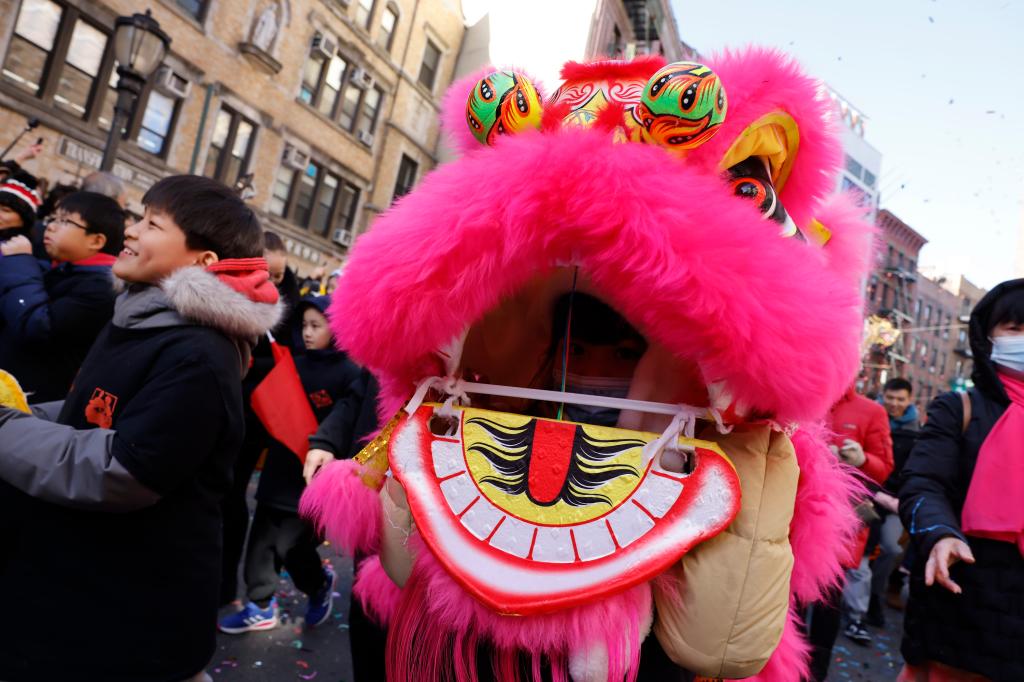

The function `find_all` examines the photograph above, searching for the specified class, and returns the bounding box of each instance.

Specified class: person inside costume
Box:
[898,279,1024,682]
[0,175,282,682]
[302,49,875,681]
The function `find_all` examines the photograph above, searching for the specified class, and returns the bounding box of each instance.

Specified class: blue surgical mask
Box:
[990,335,1024,373]
[557,372,631,426]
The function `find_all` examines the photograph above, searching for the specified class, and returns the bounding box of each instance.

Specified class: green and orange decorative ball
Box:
[466,70,543,146]
[633,62,727,152]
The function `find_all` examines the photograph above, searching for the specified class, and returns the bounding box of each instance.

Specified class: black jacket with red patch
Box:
[255,347,360,512]
[0,267,282,682]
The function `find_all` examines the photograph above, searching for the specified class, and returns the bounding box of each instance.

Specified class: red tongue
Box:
[527,420,577,504]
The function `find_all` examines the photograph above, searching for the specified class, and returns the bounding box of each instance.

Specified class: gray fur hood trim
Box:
[161,265,284,340]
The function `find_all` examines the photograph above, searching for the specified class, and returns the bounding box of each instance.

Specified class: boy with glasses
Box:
[0,191,125,402]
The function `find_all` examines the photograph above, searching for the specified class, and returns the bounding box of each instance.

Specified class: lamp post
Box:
[100,10,171,172]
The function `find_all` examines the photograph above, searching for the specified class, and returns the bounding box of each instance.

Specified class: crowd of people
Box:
[0,147,1020,682]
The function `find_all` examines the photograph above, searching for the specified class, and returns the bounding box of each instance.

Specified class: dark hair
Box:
[263,230,287,252]
[988,288,1024,332]
[38,183,78,220]
[57,191,126,256]
[551,292,646,347]
[141,175,262,259]
[883,377,913,394]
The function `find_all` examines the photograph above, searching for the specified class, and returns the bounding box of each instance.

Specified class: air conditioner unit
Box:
[311,32,337,60]
[282,145,310,171]
[154,66,190,99]
[350,67,374,90]
[332,228,353,247]
[356,129,374,147]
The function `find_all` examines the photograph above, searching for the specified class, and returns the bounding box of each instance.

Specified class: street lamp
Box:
[99,10,171,172]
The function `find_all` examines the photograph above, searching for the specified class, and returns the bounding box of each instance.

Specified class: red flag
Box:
[251,342,318,463]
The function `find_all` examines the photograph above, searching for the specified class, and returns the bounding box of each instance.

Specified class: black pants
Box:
[806,587,842,682]
[244,504,327,604]
[219,409,268,605]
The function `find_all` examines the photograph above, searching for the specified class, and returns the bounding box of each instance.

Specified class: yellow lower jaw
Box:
[0,370,30,413]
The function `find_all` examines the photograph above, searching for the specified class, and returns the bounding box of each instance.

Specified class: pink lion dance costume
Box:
[302,48,872,681]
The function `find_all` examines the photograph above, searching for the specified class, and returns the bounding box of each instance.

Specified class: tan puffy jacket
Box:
[652,423,798,679]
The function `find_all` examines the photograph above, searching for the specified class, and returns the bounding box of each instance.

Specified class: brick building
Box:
[0,0,465,272]
[864,209,985,409]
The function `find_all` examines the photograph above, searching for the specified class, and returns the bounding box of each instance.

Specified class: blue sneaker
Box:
[218,599,278,634]
[304,565,336,628]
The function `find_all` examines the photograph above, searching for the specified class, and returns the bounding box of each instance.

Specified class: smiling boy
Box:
[0,191,124,402]
[0,175,282,682]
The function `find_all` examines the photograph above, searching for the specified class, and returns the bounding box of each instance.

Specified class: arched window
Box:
[379,4,399,52]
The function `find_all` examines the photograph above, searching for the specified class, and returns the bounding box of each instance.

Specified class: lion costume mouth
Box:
[388,403,740,615]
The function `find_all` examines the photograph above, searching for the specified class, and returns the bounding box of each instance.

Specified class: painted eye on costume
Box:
[725,157,799,238]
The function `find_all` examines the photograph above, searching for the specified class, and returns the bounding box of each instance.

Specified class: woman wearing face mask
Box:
[898,279,1024,682]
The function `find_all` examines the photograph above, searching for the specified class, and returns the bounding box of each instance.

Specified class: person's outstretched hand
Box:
[926,536,975,594]
[303,448,334,484]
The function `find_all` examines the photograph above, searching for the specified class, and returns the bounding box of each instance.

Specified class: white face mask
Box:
[557,372,632,426]
[990,335,1024,373]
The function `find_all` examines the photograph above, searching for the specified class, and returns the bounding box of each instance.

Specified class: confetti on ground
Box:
[298,673,318,680]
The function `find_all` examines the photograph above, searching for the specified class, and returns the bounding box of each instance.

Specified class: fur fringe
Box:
[299,458,382,558]
[353,555,402,628]
[384,541,650,682]
[161,265,283,339]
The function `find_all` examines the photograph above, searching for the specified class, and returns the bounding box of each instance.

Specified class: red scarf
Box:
[962,372,1024,557]
[206,257,279,305]
[52,253,118,268]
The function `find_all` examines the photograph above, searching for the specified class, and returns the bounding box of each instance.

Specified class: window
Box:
[943,314,951,340]
[299,46,383,136]
[393,154,418,200]
[54,19,107,118]
[418,39,441,90]
[300,57,324,104]
[338,82,361,130]
[204,107,257,185]
[2,0,63,95]
[934,309,943,337]
[268,165,294,216]
[355,0,375,29]
[273,159,361,237]
[958,329,967,345]
[318,55,348,118]
[356,86,383,134]
[176,0,208,21]
[136,90,177,155]
[2,3,186,156]
[863,169,876,188]
[844,154,864,181]
[379,6,398,51]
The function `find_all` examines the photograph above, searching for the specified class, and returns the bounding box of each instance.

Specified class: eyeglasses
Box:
[44,214,89,231]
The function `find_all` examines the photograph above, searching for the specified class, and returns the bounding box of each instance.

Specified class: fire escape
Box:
[875,262,917,383]
[622,0,664,56]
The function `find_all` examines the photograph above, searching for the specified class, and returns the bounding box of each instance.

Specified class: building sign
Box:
[57,136,159,191]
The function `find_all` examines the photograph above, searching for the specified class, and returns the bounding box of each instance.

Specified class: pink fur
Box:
[298,458,382,558]
[788,425,866,603]
[352,555,402,627]
[385,538,650,682]
[329,126,868,425]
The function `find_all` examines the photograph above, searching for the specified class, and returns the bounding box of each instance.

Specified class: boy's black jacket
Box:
[0,266,281,682]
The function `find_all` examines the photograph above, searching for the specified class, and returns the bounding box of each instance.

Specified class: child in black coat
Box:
[0,191,125,402]
[219,295,360,634]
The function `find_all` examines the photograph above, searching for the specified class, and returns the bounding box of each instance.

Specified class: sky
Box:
[671,0,1024,290]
